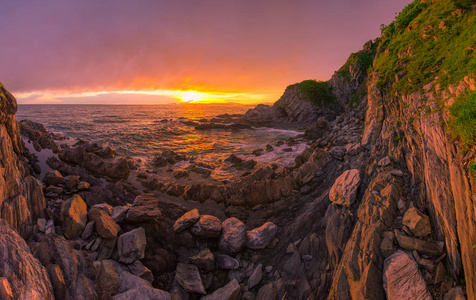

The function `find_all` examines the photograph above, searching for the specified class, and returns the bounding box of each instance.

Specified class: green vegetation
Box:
[288,80,335,105]
[375,0,476,93]
[449,91,476,144]
[469,162,476,173]
[337,48,377,80]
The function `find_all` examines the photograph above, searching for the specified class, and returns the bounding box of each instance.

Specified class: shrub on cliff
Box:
[288,80,335,106]
[449,91,476,144]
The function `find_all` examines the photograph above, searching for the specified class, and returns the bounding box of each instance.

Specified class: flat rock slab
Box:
[383,250,432,300]
[246,222,278,249]
[126,194,162,222]
[173,209,199,232]
[395,231,442,256]
[190,215,222,238]
[174,263,206,294]
[219,217,246,255]
[329,169,361,206]
[202,279,241,300]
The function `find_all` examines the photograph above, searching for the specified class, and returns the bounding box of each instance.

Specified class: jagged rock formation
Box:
[0,84,46,236]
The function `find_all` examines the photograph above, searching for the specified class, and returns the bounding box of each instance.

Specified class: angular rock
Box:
[37,218,47,233]
[0,278,13,300]
[173,208,199,232]
[46,185,63,194]
[92,203,114,215]
[65,176,80,191]
[216,254,240,270]
[98,260,120,295]
[395,231,442,256]
[127,260,154,283]
[125,194,162,222]
[190,215,222,238]
[329,169,361,206]
[174,263,206,294]
[46,265,66,300]
[82,221,95,240]
[60,194,88,239]
[219,217,246,255]
[246,222,278,249]
[402,207,431,238]
[88,207,121,239]
[118,227,147,264]
[434,262,446,284]
[189,248,215,272]
[111,206,130,223]
[202,279,241,300]
[248,264,263,289]
[383,251,431,299]
[378,156,391,167]
[380,237,395,258]
[114,270,170,300]
[43,169,65,186]
[329,146,346,160]
[77,181,91,191]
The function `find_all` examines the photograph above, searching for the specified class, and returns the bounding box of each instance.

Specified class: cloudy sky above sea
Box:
[0,0,412,104]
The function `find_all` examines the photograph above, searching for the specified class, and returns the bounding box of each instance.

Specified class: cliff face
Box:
[0,85,46,236]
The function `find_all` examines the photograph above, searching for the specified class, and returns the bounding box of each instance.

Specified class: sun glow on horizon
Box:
[14,88,274,105]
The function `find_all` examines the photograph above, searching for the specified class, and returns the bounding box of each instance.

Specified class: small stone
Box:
[329,146,346,160]
[378,156,391,167]
[127,260,154,283]
[65,176,80,191]
[201,279,241,300]
[418,258,435,272]
[173,209,199,232]
[286,243,297,253]
[189,248,215,272]
[246,222,278,250]
[216,254,240,270]
[434,262,446,284]
[444,287,466,300]
[77,181,90,191]
[111,206,129,223]
[81,221,95,240]
[380,237,395,258]
[37,218,47,232]
[395,230,442,256]
[390,170,403,177]
[98,260,120,295]
[0,278,13,300]
[248,264,263,289]
[125,193,162,222]
[91,203,113,215]
[265,266,273,273]
[43,170,65,186]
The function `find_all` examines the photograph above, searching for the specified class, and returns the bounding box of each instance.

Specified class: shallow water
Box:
[17,104,305,168]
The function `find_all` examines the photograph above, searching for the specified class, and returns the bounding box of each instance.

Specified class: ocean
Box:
[17,104,306,181]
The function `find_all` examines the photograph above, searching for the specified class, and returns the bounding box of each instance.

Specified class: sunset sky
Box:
[0,0,412,104]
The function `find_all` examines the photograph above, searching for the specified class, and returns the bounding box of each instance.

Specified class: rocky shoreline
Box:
[1,29,475,300]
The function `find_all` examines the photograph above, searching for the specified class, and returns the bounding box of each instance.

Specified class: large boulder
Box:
[402,207,431,238]
[202,279,241,300]
[113,269,170,300]
[173,209,199,232]
[0,220,54,300]
[60,194,88,239]
[88,207,121,239]
[190,215,222,238]
[97,260,120,295]
[117,227,147,264]
[395,231,442,256]
[383,251,431,299]
[174,263,206,294]
[329,169,361,206]
[219,217,246,255]
[125,194,162,222]
[246,222,278,249]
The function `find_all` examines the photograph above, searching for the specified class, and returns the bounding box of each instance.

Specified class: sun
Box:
[181,91,203,103]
